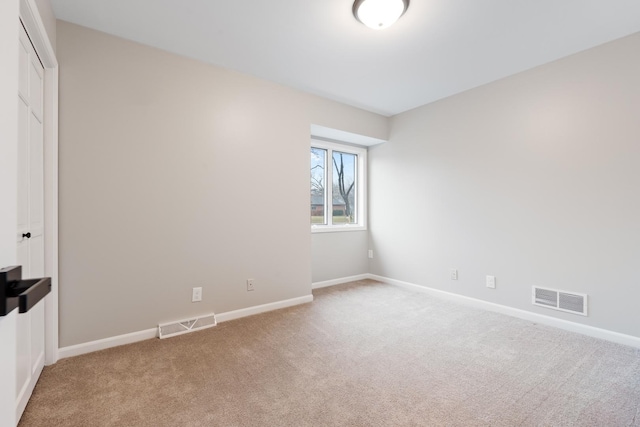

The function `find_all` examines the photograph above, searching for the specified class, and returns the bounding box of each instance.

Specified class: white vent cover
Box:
[158,313,217,339]
[532,287,588,316]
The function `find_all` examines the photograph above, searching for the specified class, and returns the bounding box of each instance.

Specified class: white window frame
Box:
[311,138,367,233]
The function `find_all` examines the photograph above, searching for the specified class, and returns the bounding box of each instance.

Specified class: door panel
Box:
[18,34,28,101]
[28,232,45,278]
[15,23,46,424]
[15,312,30,397]
[29,113,44,226]
[30,301,45,370]
[17,100,29,239]
[29,108,44,278]
[29,61,43,120]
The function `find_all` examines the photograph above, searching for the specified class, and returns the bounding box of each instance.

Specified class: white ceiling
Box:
[51,0,640,116]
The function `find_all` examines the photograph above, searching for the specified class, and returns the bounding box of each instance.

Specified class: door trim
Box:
[19,0,59,365]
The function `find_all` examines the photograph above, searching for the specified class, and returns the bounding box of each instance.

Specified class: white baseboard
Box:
[368,274,640,350]
[58,294,314,360]
[58,328,158,360]
[215,294,313,323]
[312,274,369,289]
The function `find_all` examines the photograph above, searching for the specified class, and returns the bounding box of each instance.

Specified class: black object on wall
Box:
[0,266,51,316]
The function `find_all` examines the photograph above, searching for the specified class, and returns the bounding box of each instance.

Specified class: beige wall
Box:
[57,21,388,347]
[311,231,369,283]
[369,32,640,337]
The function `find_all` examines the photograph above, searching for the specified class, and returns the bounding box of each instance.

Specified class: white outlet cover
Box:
[192,287,203,302]
[486,276,496,289]
[450,269,458,280]
[368,250,374,259]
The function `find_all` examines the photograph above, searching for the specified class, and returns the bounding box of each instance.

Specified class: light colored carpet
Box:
[20,280,640,426]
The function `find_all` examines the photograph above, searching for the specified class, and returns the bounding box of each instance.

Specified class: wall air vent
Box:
[158,313,217,339]
[532,287,587,316]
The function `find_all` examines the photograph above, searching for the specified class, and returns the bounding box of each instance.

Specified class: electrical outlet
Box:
[247,279,255,292]
[486,275,496,289]
[368,249,374,259]
[192,287,202,302]
[450,269,458,280]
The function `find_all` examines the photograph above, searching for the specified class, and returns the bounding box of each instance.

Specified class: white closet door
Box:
[15,23,46,423]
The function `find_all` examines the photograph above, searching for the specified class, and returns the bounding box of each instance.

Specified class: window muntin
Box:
[310,139,366,232]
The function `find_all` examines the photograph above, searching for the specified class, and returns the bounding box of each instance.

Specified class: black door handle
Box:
[22,232,31,239]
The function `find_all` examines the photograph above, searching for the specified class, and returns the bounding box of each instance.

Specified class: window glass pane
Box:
[332,151,357,224]
[310,148,326,224]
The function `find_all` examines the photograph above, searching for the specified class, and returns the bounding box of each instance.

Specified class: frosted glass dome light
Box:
[353,0,410,30]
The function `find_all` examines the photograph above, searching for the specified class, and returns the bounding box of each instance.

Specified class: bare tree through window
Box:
[310,148,326,224]
[333,152,356,223]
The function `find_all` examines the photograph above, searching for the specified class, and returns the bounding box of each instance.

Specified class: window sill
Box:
[311,225,367,233]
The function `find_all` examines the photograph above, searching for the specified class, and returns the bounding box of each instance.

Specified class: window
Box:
[310,139,366,232]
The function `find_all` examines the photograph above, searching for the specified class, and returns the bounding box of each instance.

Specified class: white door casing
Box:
[15,22,46,422]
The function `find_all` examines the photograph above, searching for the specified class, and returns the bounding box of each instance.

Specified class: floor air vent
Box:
[158,313,217,339]
[532,287,587,316]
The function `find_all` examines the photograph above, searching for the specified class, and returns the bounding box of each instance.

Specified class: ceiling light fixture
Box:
[353,0,410,30]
